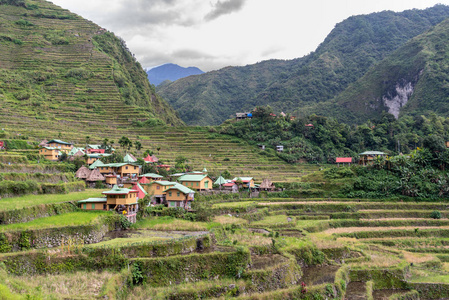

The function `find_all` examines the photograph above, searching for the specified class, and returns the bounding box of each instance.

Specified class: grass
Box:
[212,201,257,208]
[0,189,104,211]
[1,269,114,299]
[0,211,111,232]
[134,216,218,231]
[212,215,248,226]
[251,215,294,226]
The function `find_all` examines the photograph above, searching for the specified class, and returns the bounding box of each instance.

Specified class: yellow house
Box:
[102,185,138,213]
[77,198,107,211]
[39,147,60,161]
[178,174,212,191]
[233,177,255,188]
[46,139,73,153]
[144,181,176,195]
[164,183,195,209]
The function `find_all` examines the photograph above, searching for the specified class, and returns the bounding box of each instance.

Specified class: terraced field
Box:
[2,190,449,298]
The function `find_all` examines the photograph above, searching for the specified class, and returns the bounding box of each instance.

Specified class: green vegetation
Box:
[0,189,103,211]
[158,5,449,125]
[0,0,183,136]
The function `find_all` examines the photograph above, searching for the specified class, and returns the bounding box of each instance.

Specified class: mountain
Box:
[157,5,449,125]
[0,0,184,133]
[325,17,449,123]
[147,63,204,86]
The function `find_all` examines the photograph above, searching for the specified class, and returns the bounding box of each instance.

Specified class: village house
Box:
[45,139,74,153]
[39,147,60,161]
[77,198,108,211]
[359,151,386,166]
[178,173,213,191]
[164,183,195,210]
[87,153,111,165]
[233,177,255,188]
[143,180,177,205]
[276,145,284,152]
[102,185,138,222]
[105,175,117,186]
[124,153,137,163]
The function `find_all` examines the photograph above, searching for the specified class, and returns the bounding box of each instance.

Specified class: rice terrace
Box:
[2,0,449,299]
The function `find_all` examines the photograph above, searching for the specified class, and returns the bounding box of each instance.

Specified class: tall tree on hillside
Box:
[135,141,142,153]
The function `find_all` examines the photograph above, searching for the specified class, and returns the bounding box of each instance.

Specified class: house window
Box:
[191,182,193,186]
[196,182,199,186]
[134,166,136,170]
[121,195,125,198]
[103,204,106,210]
[156,186,160,190]
[169,201,176,207]
[169,192,172,197]
[92,203,95,209]
[83,204,86,209]
[126,166,128,170]
[177,192,180,197]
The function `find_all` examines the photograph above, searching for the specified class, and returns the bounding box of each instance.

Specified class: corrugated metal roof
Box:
[78,198,107,203]
[47,139,73,145]
[166,183,195,194]
[233,177,253,182]
[359,151,386,155]
[178,174,208,182]
[141,173,164,178]
[102,185,137,195]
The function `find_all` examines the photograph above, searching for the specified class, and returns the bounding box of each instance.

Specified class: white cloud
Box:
[50,0,449,72]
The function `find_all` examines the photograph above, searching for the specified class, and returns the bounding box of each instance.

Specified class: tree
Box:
[118,136,132,151]
[135,141,142,152]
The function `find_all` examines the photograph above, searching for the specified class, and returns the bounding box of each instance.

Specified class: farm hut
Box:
[336,157,352,166]
[75,166,91,179]
[258,144,265,150]
[359,151,386,166]
[86,168,105,185]
[259,179,275,191]
[446,141,449,148]
[223,182,238,193]
[276,145,284,152]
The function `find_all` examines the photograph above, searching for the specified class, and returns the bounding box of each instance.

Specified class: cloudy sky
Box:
[50,0,449,72]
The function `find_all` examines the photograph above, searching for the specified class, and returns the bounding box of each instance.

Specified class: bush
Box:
[431,211,442,219]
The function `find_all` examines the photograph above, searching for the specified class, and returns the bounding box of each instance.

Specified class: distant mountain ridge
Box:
[147,63,204,86]
[157,5,449,125]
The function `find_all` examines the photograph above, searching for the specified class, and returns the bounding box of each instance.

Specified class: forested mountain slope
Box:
[0,0,183,131]
[157,5,449,125]
[323,17,449,122]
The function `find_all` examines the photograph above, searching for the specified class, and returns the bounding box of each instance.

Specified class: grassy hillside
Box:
[157,5,449,125]
[0,0,183,130]
[327,17,449,122]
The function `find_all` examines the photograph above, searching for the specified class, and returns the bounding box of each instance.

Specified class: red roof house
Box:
[336,157,352,166]
[132,183,147,200]
[144,154,159,163]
